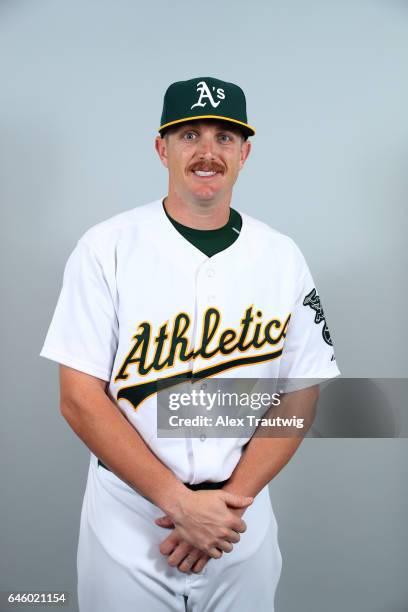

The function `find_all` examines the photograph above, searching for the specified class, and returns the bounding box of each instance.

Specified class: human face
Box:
[155,121,251,204]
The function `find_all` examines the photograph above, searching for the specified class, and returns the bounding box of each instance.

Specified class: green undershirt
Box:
[163,202,243,257]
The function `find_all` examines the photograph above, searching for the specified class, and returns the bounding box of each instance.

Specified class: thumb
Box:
[155,515,175,529]
[221,491,254,508]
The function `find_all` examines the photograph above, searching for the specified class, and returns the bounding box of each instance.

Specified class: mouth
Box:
[190,166,224,180]
[193,170,219,178]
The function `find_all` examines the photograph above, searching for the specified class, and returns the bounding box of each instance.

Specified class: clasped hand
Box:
[155,489,252,574]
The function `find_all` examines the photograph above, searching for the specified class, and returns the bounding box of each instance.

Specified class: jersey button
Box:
[208,294,216,302]
[200,434,206,442]
[207,268,215,278]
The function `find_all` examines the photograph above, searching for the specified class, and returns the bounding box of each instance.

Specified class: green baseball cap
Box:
[158,76,255,138]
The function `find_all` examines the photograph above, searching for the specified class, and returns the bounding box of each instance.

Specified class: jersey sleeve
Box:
[278,243,341,382]
[39,238,119,381]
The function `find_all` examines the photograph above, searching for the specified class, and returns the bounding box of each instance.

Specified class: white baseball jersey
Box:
[40,198,340,483]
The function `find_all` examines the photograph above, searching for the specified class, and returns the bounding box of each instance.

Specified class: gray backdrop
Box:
[1,0,407,611]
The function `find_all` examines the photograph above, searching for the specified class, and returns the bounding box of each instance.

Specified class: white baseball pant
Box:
[77,455,282,612]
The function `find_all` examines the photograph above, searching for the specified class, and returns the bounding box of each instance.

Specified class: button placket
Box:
[188,264,216,478]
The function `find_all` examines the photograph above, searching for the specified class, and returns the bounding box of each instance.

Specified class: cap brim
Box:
[158,114,255,137]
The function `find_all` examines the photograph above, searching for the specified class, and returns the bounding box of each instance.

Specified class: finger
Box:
[216,539,233,553]
[191,555,210,573]
[208,547,223,560]
[155,516,175,529]
[159,533,179,556]
[167,543,192,567]
[215,528,240,544]
[224,529,240,544]
[177,549,202,574]
[221,492,253,509]
[230,518,247,533]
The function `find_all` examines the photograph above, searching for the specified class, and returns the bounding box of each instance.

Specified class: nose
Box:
[197,134,216,159]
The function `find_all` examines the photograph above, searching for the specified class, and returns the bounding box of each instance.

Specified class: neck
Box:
[163,189,232,230]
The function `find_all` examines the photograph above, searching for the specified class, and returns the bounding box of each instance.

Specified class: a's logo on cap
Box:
[191,80,225,110]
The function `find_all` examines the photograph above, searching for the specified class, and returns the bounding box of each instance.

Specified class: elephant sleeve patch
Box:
[303,288,333,347]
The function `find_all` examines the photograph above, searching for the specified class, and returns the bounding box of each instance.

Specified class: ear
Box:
[155,135,169,169]
[238,139,252,169]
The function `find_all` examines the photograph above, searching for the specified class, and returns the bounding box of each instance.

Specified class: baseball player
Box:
[39,76,340,611]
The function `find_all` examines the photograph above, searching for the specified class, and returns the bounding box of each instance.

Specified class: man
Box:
[40,76,340,611]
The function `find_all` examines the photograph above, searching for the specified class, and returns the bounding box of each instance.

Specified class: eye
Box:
[183,131,197,141]
[219,133,232,143]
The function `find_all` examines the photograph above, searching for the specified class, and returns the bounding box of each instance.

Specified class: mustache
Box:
[189,162,225,173]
